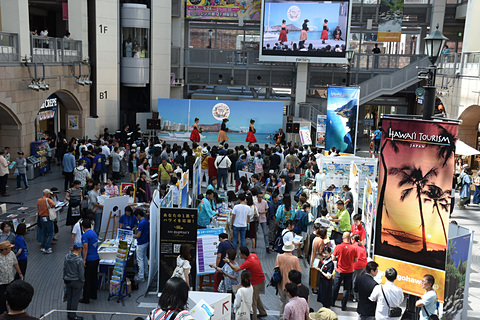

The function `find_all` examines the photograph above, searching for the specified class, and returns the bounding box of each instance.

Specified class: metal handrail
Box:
[39,309,148,320]
[0,31,19,62]
[30,34,82,63]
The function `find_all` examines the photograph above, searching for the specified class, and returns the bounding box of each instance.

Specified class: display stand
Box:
[104,210,120,239]
[108,240,131,302]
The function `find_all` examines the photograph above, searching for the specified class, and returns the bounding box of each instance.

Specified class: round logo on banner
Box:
[287,6,301,21]
[212,103,230,121]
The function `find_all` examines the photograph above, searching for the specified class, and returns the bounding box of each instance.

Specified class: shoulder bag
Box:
[381,285,402,317]
[171,259,187,280]
[46,198,57,220]
[235,289,251,320]
[423,305,439,320]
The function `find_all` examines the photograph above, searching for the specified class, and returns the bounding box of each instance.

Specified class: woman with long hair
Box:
[245,194,258,253]
[343,184,354,215]
[190,118,201,143]
[218,118,229,145]
[300,19,309,47]
[321,19,329,44]
[315,247,334,307]
[233,270,253,320]
[177,243,192,288]
[245,119,257,147]
[278,20,288,43]
[147,277,194,320]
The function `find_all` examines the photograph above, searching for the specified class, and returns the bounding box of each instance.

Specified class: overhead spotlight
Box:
[39,82,47,91]
[29,82,40,91]
[76,78,85,85]
[84,79,92,85]
[45,83,50,90]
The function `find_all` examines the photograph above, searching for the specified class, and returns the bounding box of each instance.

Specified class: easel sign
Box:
[100,196,130,235]
[120,183,135,195]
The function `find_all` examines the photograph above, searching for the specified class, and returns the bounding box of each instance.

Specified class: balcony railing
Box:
[437,52,480,78]
[0,32,19,62]
[30,35,82,63]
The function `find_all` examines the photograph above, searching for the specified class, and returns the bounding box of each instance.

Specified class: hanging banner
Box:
[299,126,312,146]
[159,208,198,291]
[186,0,261,21]
[317,115,327,148]
[374,117,458,301]
[325,86,359,155]
[378,0,404,42]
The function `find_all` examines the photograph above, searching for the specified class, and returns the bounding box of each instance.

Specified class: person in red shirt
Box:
[224,246,267,319]
[351,233,367,302]
[207,152,218,185]
[350,214,366,245]
[332,231,358,311]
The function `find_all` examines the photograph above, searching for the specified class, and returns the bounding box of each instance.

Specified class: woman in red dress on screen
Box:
[278,20,288,44]
[321,19,329,44]
[245,119,257,147]
[190,117,201,143]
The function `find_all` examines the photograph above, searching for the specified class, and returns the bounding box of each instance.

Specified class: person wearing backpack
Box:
[293,203,311,259]
[275,194,295,231]
[274,220,300,254]
[274,241,301,318]
[147,277,194,320]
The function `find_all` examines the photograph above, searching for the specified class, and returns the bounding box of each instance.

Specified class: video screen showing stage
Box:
[260,0,350,62]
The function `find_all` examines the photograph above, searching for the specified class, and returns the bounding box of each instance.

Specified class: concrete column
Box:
[150,1,172,111]
[68,0,88,60]
[430,0,446,31]
[94,0,119,133]
[294,62,308,117]
[463,0,480,52]
[0,0,30,59]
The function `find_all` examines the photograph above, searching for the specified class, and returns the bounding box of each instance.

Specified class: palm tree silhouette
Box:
[422,184,450,243]
[388,165,438,252]
[434,124,457,167]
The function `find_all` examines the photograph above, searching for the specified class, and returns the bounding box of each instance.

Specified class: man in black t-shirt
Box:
[355,261,379,320]
[288,270,310,303]
[210,233,234,292]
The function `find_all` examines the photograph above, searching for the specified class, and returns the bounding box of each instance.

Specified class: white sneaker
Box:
[40,248,46,253]
[44,248,52,254]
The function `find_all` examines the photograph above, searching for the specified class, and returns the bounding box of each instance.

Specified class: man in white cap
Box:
[36,189,56,253]
[275,241,301,318]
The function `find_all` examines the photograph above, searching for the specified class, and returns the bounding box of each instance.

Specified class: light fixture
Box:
[208,29,213,38]
[424,24,448,65]
[76,78,85,85]
[345,48,355,64]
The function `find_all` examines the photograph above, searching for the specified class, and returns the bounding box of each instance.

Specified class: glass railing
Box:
[30,35,82,63]
[437,52,480,78]
[0,32,19,62]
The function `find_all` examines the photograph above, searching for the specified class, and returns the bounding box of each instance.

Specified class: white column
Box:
[150,1,172,111]
[0,0,30,58]
[463,0,480,52]
[94,0,120,133]
[68,0,88,59]
[430,0,446,31]
[294,62,308,117]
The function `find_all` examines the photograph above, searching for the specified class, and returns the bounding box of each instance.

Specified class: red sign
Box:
[62,3,68,20]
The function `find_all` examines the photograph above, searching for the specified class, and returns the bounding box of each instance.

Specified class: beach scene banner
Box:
[157,99,284,144]
[374,117,458,301]
[325,86,359,154]
[186,0,261,20]
[378,0,404,42]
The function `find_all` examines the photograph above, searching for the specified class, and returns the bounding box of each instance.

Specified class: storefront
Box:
[36,94,59,141]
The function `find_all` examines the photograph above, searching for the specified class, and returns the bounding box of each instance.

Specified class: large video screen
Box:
[260,0,351,63]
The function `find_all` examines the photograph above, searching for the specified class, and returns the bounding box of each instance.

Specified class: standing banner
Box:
[325,87,359,155]
[374,117,458,301]
[196,228,225,276]
[348,163,359,217]
[186,0,261,21]
[299,126,312,146]
[317,115,327,148]
[362,179,377,256]
[378,0,404,42]
[148,190,160,292]
[159,208,198,291]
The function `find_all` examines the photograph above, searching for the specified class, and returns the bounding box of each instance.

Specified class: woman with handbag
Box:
[36,189,56,254]
[245,194,259,253]
[147,277,194,320]
[234,270,254,320]
[65,180,83,227]
[174,244,191,288]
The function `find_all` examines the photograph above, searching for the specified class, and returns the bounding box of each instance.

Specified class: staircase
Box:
[359,57,431,105]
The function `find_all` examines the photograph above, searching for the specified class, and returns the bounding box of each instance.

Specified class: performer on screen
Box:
[321,19,329,44]
[278,20,288,44]
[190,117,201,143]
[217,118,229,145]
[300,19,309,48]
[274,128,286,146]
[245,119,257,147]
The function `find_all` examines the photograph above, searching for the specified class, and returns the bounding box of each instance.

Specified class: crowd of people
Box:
[0,128,443,320]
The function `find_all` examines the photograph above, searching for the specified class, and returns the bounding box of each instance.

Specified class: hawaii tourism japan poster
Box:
[373,117,458,301]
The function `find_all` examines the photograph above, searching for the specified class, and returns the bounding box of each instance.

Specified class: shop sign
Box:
[40,98,58,110]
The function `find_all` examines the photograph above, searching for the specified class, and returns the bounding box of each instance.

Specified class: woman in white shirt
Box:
[234,270,253,320]
[177,243,191,288]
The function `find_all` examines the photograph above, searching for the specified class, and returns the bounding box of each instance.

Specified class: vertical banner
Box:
[444,233,473,320]
[325,86,359,155]
[378,0,404,42]
[349,163,359,217]
[299,126,312,146]
[159,208,197,291]
[362,179,377,256]
[374,117,458,301]
[148,190,160,292]
[317,115,327,148]
[196,228,225,276]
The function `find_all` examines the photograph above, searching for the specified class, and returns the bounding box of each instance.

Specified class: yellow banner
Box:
[378,32,401,42]
[374,255,445,302]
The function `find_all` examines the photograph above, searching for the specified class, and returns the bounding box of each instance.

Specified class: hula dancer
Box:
[190,117,201,143]
[321,19,329,44]
[278,20,287,44]
[245,119,257,147]
[217,118,229,145]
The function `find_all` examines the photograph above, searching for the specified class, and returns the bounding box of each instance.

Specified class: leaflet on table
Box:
[117,229,134,243]
[190,299,214,320]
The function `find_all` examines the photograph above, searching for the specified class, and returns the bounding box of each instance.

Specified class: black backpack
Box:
[273,230,292,253]
[268,266,283,294]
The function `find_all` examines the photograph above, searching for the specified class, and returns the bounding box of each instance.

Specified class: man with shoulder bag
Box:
[369,267,404,319]
[36,189,56,254]
[416,274,439,320]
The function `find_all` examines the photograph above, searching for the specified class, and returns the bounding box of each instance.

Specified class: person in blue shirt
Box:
[134,209,149,282]
[235,155,247,193]
[198,190,217,228]
[91,149,102,182]
[63,146,76,191]
[170,177,180,207]
[119,206,138,230]
[373,126,382,153]
[79,151,91,170]
[207,177,217,193]
[14,223,28,280]
[80,219,99,304]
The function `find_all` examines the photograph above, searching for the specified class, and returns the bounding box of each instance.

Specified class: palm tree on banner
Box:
[434,123,457,168]
[422,184,450,243]
[388,165,438,252]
